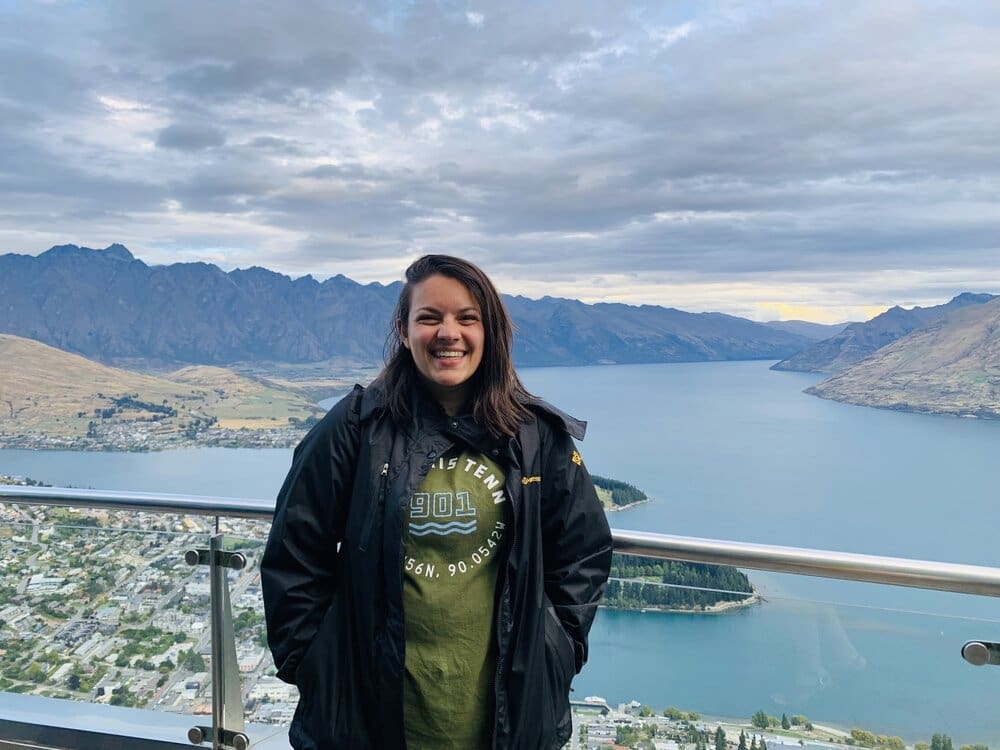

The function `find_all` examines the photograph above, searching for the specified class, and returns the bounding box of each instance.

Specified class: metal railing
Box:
[4,484,1000,749]
[7,485,1000,597]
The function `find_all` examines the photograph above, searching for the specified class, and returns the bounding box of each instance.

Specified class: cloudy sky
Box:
[2,1,999,322]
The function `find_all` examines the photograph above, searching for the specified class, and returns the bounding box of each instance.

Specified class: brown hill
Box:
[806,298,1000,418]
[0,334,323,442]
[772,293,996,373]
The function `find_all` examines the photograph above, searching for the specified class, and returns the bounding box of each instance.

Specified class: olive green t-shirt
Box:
[402,447,509,750]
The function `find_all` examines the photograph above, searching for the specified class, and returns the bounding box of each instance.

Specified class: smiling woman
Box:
[399,273,485,415]
[261,254,614,750]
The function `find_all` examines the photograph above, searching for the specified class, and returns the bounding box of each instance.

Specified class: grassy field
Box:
[0,334,325,439]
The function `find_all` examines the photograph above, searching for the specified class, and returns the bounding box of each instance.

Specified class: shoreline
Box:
[697,712,853,746]
[604,497,653,512]
[0,427,308,453]
[804,389,1000,421]
[603,591,761,616]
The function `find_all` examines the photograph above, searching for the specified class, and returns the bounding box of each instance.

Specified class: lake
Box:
[3,361,999,743]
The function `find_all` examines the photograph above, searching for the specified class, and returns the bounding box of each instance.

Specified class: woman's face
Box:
[400,273,485,414]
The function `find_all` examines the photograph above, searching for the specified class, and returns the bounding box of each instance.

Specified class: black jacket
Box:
[261,384,613,749]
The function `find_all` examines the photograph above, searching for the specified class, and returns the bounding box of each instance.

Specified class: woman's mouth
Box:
[433,350,466,359]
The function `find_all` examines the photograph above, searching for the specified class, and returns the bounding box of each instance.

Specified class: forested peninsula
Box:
[606,556,758,613]
[591,474,650,511]
[590,474,758,613]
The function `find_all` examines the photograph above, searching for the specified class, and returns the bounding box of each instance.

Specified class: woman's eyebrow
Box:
[414,305,479,314]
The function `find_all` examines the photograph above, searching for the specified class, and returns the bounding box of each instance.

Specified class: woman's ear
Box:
[397,319,410,349]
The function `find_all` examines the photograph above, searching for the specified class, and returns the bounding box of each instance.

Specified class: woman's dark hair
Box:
[376,254,532,437]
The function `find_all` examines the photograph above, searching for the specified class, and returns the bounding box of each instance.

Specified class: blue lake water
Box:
[3,361,999,743]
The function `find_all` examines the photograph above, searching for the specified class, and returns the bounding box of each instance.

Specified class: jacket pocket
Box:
[542,602,574,747]
[291,597,347,748]
[358,462,389,552]
[543,603,575,684]
[294,598,336,691]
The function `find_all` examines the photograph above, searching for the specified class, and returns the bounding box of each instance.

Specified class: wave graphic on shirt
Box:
[408,520,478,536]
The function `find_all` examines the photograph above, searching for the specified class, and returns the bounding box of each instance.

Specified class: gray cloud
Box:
[166,52,359,101]
[246,136,307,155]
[156,123,227,151]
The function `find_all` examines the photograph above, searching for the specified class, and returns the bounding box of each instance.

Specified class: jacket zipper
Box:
[492,481,517,750]
[359,462,389,552]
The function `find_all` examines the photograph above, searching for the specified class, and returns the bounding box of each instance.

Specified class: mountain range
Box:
[806,297,1000,418]
[0,244,811,368]
[771,292,997,373]
[2,243,999,423]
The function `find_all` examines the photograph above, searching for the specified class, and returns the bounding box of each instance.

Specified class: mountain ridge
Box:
[0,243,811,368]
[805,297,1000,418]
[771,292,997,373]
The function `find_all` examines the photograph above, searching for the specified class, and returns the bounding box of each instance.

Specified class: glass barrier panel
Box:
[574,561,1000,750]
[12,508,995,750]
[0,504,213,717]
[218,520,295,729]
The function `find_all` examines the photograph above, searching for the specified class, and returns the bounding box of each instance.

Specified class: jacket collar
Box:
[521,396,587,441]
[359,380,386,423]
[357,380,587,441]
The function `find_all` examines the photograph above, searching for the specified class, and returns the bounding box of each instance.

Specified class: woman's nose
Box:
[436,321,459,340]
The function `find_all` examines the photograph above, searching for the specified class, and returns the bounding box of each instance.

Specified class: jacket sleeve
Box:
[260,387,362,684]
[539,425,613,674]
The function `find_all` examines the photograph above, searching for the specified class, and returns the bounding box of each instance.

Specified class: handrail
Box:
[613,530,1000,598]
[5,485,1000,598]
[0,486,274,519]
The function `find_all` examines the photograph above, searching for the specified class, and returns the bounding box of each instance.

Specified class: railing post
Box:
[184,534,250,750]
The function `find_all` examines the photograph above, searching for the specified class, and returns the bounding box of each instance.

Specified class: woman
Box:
[261,255,613,750]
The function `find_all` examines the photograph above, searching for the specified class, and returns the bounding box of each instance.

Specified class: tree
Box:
[751,736,758,750]
[739,730,748,750]
[616,726,640,746]
[640,704,653,717]
[760,738,767,750]
[782,714,791,730]
[931,735,954,750]
[752,711,770,730]
[109,686,137,707]
[715,726,727,750]
[26,662,46,683]
[851,729,876,748]
[181,649,205,672]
